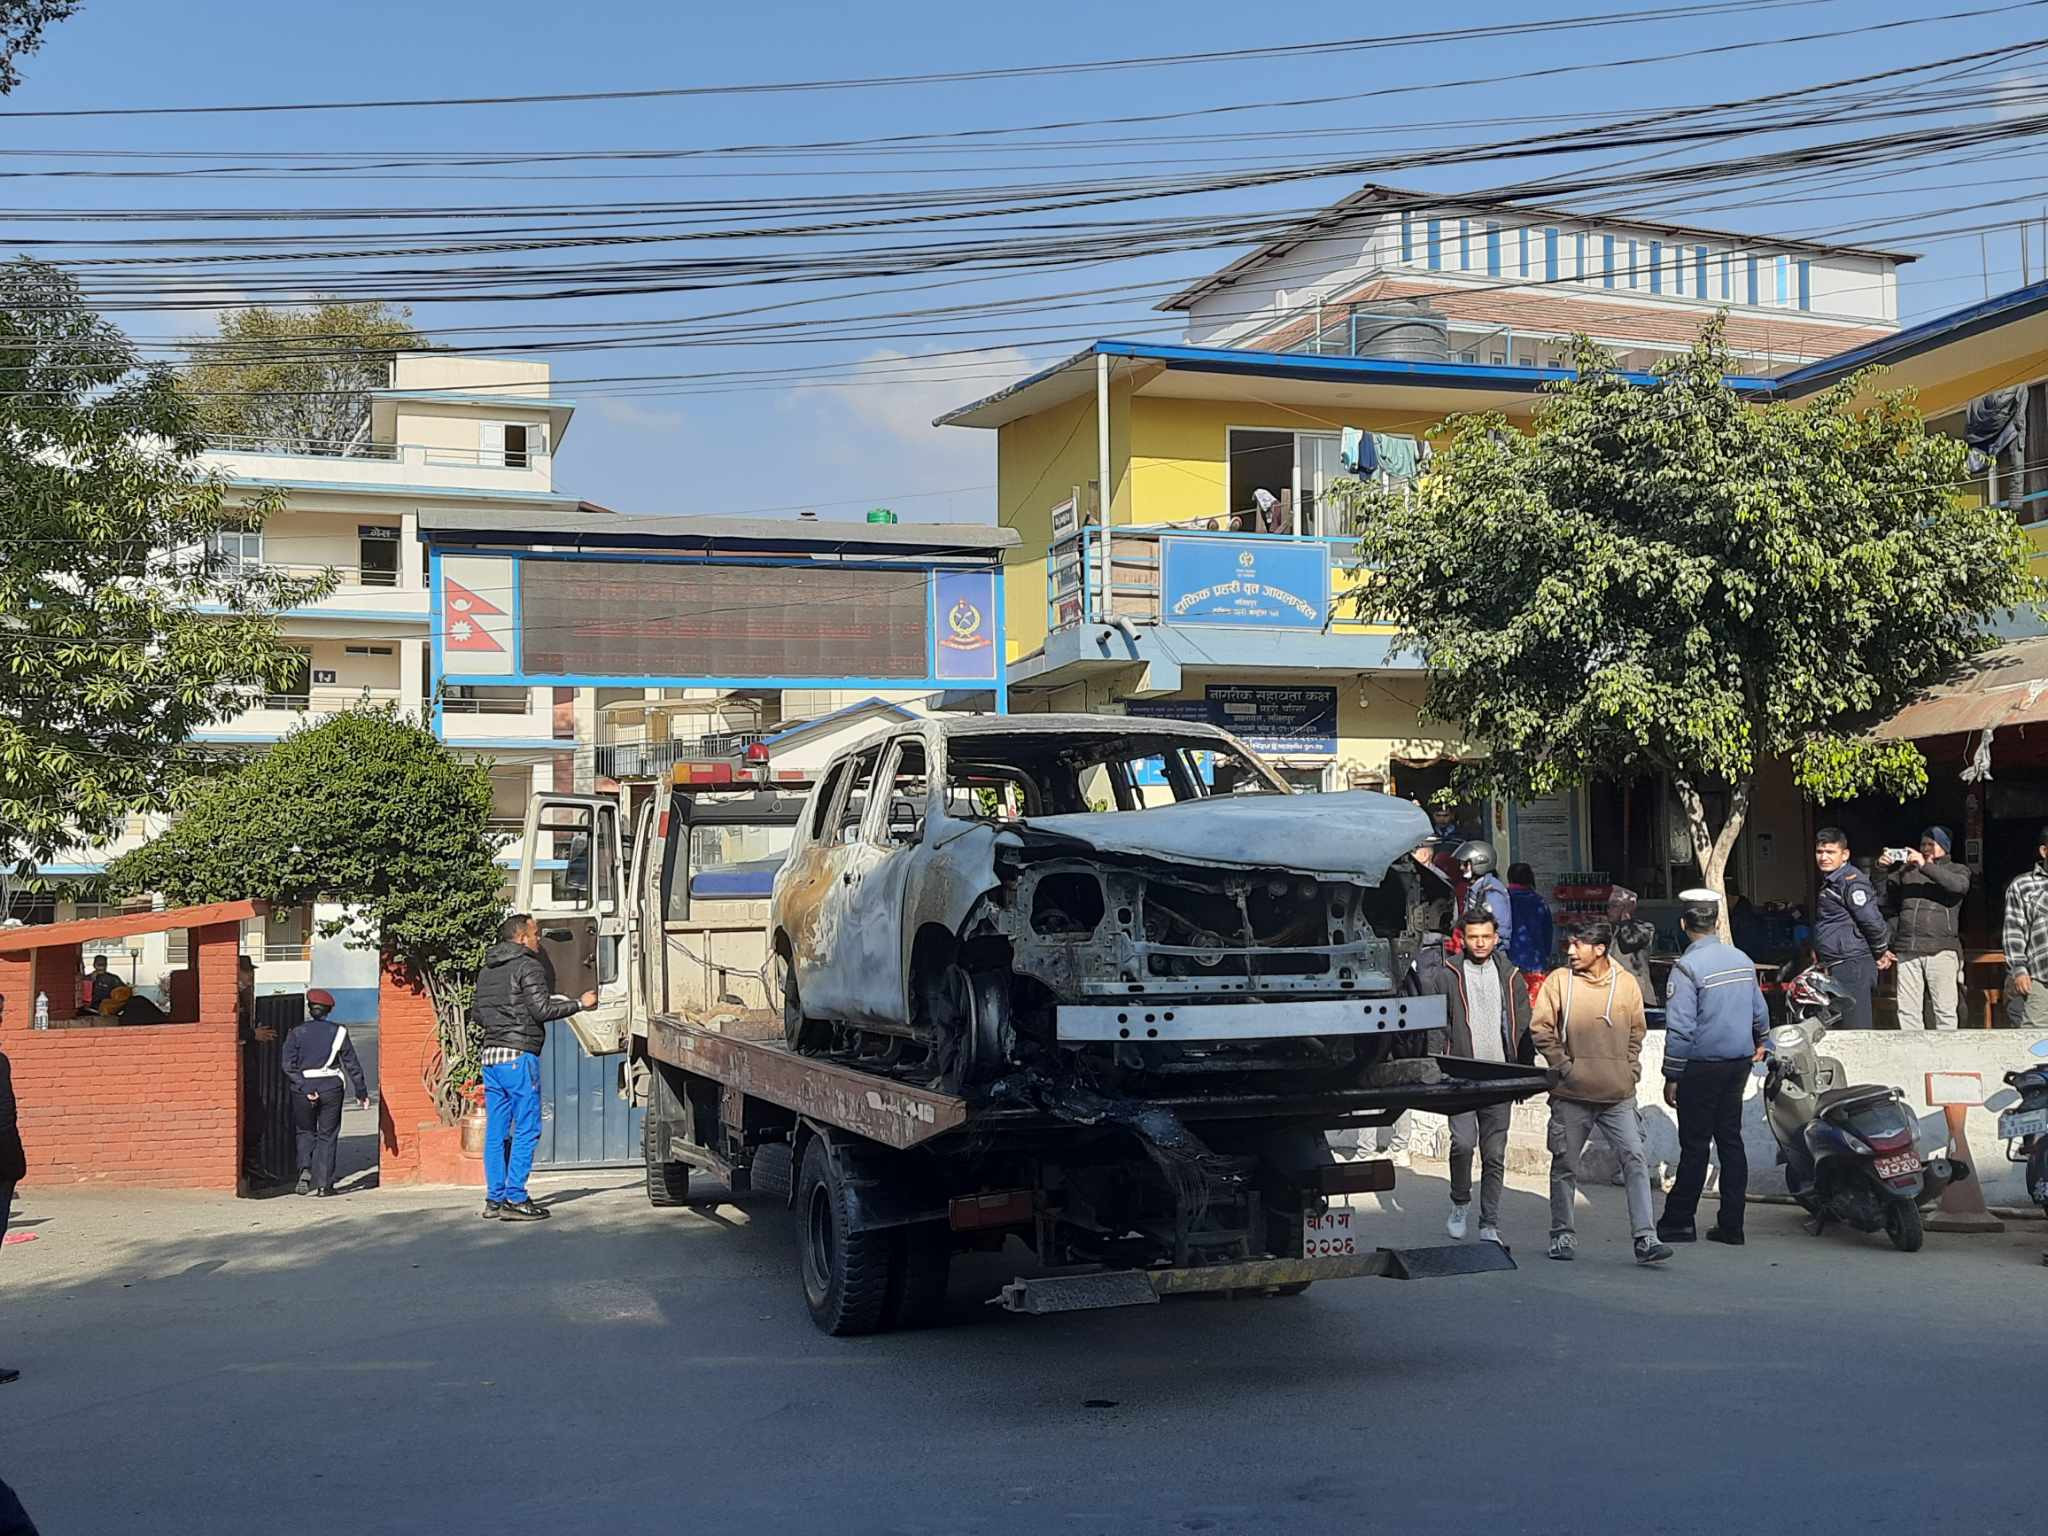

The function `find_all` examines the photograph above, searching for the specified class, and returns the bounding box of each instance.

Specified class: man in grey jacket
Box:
[1879,827,1970,1031]
[1656,891,1769,1246]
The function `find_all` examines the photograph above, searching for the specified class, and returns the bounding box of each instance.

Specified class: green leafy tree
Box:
[182,301,429,453]
[0,257,326,883]
[1333,324,2042,920]
[0,1,78,95]
[110,707,509,1122]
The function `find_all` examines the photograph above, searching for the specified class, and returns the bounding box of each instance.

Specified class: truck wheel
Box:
[884,1225,952,1330]
[797,1137,896,1336]
[643,1116,691,1208]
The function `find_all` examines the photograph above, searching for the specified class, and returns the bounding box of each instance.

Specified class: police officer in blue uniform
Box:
[282,989,368,1197]
[1814,826,1892,1030]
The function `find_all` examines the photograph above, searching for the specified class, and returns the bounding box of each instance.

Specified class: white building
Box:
[1164,183,1908,374]
[36,353,596,1019]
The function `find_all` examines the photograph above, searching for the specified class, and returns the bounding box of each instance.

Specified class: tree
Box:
[181,301,429,453]
[109,707,508,1122]
[0,257,326,882]
[0,1,78,95]
[1333,324,2042,922]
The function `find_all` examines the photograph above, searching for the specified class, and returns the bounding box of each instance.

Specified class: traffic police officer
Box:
[1813,826,1891,1030]
[281,989,368,1197]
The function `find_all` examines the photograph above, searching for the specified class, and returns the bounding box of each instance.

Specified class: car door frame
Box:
[833,729,933,1028]
[514,791,632,1057]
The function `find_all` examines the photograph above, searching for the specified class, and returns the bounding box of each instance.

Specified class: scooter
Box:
[1762,963,1967,1252]
[1996,1037,2048,1219]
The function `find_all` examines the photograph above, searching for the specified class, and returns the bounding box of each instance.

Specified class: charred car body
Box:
[774,716,1446,1096]
[529,715,1548,1334]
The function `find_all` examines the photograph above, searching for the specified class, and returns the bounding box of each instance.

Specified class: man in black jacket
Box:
[474,913,595,1221]
[1879,827,1970,1030]
[1409,909,1531,1248]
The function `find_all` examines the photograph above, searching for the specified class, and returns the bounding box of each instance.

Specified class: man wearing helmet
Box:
[281,989,368,1198]
[1453,840,1513,946]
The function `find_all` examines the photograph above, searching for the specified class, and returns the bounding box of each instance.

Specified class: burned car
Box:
[771,715,1444,1094]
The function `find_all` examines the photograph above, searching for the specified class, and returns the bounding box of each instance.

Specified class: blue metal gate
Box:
[535,1025,642,1168]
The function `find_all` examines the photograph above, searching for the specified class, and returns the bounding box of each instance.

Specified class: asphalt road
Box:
[3,1161,2043,1536]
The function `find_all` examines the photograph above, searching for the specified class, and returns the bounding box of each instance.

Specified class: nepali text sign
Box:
[1205,685,1337,756]
[1160,537,1328,629]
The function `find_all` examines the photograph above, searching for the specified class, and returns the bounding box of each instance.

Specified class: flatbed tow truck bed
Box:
[639,1009,1551,1324]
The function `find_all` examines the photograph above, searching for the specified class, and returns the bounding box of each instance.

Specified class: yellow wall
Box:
[995,385,1123,661]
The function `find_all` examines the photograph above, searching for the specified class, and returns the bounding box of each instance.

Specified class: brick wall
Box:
[0,921,245,1190]
[378,960,481,1186]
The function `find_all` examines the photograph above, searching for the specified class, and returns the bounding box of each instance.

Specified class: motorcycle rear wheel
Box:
[1884,1200,1924,1253]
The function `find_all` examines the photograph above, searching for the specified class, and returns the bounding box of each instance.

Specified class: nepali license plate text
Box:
[1874,1152,1922,1179]
[2000,1107,2048,1140]
[1303,1204,1358,1259]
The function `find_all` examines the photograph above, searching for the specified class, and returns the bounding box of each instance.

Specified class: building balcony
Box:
[201,437,555,496]
[589,731,767,782]
[1048,522,1365,635]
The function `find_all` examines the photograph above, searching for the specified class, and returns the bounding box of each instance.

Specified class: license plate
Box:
[1303,1203,1359,1260]
[2000,1106,2048,1140]
[1874,1152,1922,1179]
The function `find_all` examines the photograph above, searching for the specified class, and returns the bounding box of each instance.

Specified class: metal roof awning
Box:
[1869,637,2048,740]
[0,899,268,954]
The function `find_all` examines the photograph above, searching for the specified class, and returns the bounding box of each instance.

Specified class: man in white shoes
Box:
[1407,905,1531,1247]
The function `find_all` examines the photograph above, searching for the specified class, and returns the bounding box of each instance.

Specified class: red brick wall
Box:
[378,960,482,1186]
[0,921,245,1190]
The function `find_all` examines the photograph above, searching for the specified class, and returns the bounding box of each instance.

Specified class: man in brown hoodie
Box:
[1530,920,1673,1267]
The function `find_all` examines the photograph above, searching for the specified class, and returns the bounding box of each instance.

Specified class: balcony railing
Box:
[256,942,312,964]
[593,731,767,782]
[1048,523,1363,634]
[206,433,400,460]
[223,560,406,590]
[438,692,532,716]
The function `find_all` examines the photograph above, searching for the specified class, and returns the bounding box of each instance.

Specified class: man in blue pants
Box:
[471,913,594,1221]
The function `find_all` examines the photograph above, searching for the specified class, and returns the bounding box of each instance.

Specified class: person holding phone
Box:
[1878,828,1970,1031]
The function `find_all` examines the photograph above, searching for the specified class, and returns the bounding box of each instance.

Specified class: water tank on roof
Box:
[1340,298,1452,363]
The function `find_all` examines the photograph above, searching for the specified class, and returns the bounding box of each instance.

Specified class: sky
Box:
[5,0,2047,525]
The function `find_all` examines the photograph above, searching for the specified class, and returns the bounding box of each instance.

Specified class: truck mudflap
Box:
[994,1241,1516,1315]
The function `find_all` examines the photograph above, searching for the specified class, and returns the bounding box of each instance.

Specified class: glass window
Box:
[1720,255,1733,301]
[1298,433,1346,538]
[1627,239,1639,289]
[265,649,311,711]
[209,529,262,573]
[1519,227,1530,277]
[1674,248,1686,297]
[1459,218,1471,271]
[1544,228,1560,281]
[808,763,848,842]
[1776,255,1791,306]
[1574,232,1588,281]
[1426,219,1442,271]
[1747,256,1761,306]
[1797,259,1812,311]
[1602,234,1616,288]
[1400,212,1413,264]
[1649,240,1663,294]
[1694,246,1710,300]
[1485,222,1502,277]
[874,740,929,847]
[836,749,882,843]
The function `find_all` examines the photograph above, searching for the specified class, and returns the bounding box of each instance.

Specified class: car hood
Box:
[1007,791,1430,882]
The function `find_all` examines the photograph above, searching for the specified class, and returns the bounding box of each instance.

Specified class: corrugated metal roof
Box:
[1870,637,2048,741]
[416,507,1017,555]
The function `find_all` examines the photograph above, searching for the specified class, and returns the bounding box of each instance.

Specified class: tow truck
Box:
[517,723,1550,1334]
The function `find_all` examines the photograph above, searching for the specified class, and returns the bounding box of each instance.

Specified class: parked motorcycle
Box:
[1997,1037,2048,1220]
[1762,963,1967,1252]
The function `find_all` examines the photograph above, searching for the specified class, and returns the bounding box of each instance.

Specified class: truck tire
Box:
[796,1137,897,1336]
[884,1225,952,1330]
[644,1116,691,1208]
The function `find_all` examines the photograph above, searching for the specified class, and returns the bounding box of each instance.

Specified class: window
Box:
[1720,255,1733,301]
[1649,240,1663,294]
[1602,234,1616,288]
[835,749,882,844]
[808,763,848,842]
[1519,227,1530,277]
[1459,218,1471,271]
[344,644,395,658]
[1426,218,1443,270]
[265,650,311,712]
[209,529,262,574]
[874,740,929,846]
[1796,258,1812,311]
[1775,255,1791,306]
[1544,227,1560,281]
[1627,239,1639,289]
[1517,352,1537,366]
[1400,212,1413,263]
[1225,427,1344,536]
[1489,350,1506,364]
[1673,249,1685,297]
[1694,246,1710,300]
[1485,222,1502,277]
[1574,232,1588,282]
[478,421,543,468]
[358,523,401,587]
[1747,256,1761,306]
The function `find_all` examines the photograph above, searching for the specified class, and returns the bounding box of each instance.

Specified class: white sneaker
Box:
[1446,1201,1470,1240]
[1478,1225,1503,1246]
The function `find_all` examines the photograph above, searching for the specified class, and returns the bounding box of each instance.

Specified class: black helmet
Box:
[1452,839,1497,878]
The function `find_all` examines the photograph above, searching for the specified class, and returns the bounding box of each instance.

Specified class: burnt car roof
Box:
[906,713,1241,744]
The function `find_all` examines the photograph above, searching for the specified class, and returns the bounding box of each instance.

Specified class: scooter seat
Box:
[1816,1084,1895,1116]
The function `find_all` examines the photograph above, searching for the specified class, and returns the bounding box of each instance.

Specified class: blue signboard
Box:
[1160,537,1329,629]
[1206,685,1338,756]
[932,569,999,683]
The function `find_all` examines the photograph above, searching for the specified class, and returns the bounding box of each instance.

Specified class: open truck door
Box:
[516,792,632,1057]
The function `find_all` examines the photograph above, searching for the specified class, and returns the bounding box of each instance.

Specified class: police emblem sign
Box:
[933,570,998,682]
